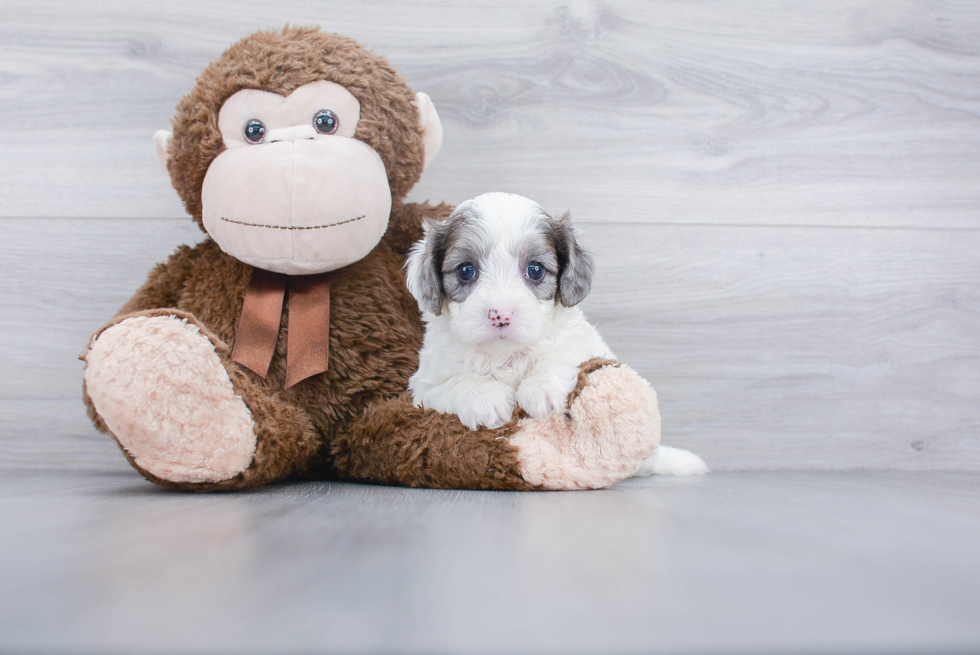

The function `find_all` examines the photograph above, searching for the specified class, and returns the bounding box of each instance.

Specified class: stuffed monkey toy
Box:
[82,26,661,491]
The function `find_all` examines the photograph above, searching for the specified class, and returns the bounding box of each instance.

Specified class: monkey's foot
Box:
[509,358,661,490]
[85,315,256,484]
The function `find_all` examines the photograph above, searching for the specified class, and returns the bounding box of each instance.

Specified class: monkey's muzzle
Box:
[201,137,392,275]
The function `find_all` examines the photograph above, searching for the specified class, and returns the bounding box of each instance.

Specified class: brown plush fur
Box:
[333,394,535,491]
[167,26,426,230]
[81,27,545,491]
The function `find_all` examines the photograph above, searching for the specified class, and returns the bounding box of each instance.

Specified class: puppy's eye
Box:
[243,119,267,144]
[313,109,339,135]
[456,263,477,281]
[525,261,545,281]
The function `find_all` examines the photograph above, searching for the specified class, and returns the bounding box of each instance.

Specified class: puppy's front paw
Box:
[456,382,516,430]
[516,366,579,420]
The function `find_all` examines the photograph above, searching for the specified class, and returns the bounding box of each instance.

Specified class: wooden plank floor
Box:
[1,470,979,654]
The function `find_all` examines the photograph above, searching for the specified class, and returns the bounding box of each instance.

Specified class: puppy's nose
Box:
[487,309,512,328]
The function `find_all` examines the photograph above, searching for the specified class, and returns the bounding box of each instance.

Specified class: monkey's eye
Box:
[525,262,545,281]
[456,263,477,281]
[313,109,339,135]
[243,120,266,144]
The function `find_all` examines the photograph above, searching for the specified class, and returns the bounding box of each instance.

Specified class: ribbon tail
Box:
[231,268,287,378]
[285,273,331,388]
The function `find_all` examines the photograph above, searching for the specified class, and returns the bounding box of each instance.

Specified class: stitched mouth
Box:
[220,215,365,230]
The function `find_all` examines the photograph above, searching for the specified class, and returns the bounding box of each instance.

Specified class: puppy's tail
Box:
[635,445,709,476]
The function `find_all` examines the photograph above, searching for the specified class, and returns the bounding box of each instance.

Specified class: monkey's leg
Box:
[332,359,661,491]
[83,309,320,491]
[331,393,534,490]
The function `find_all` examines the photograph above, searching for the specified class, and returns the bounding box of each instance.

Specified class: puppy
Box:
[405,192,707,476]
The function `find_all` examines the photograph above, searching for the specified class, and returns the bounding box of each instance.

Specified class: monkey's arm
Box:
[382,200,454,256]
[114,244,199,316]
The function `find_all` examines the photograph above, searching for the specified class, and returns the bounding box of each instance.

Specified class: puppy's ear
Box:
[551,212,595,307]
[405,218,450,315]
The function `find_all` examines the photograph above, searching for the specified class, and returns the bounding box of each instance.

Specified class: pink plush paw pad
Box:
[84,315,256,484]
[510,364,661,490]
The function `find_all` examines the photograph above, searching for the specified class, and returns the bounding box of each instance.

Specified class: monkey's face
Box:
[200,81,392,275]
[159,29,444,272]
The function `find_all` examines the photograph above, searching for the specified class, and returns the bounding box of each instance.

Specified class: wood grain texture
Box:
[2,470,979,653]
[3,8,979,652]
[0,1,977,473]
[1,217,977,471]
[1,1,979,226]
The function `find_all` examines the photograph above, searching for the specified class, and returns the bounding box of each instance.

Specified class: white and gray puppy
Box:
[405,192,707,476]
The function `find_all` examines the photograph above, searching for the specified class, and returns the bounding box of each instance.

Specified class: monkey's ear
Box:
[153,130,172,176]
[414,92,443,171]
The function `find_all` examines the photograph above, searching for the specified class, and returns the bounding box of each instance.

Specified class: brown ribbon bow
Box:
[231,268,331,389]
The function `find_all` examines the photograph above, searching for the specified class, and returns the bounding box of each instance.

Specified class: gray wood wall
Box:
[1,0,978,471]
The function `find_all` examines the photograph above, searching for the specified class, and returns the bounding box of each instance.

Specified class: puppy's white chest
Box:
[469,348,538,390]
